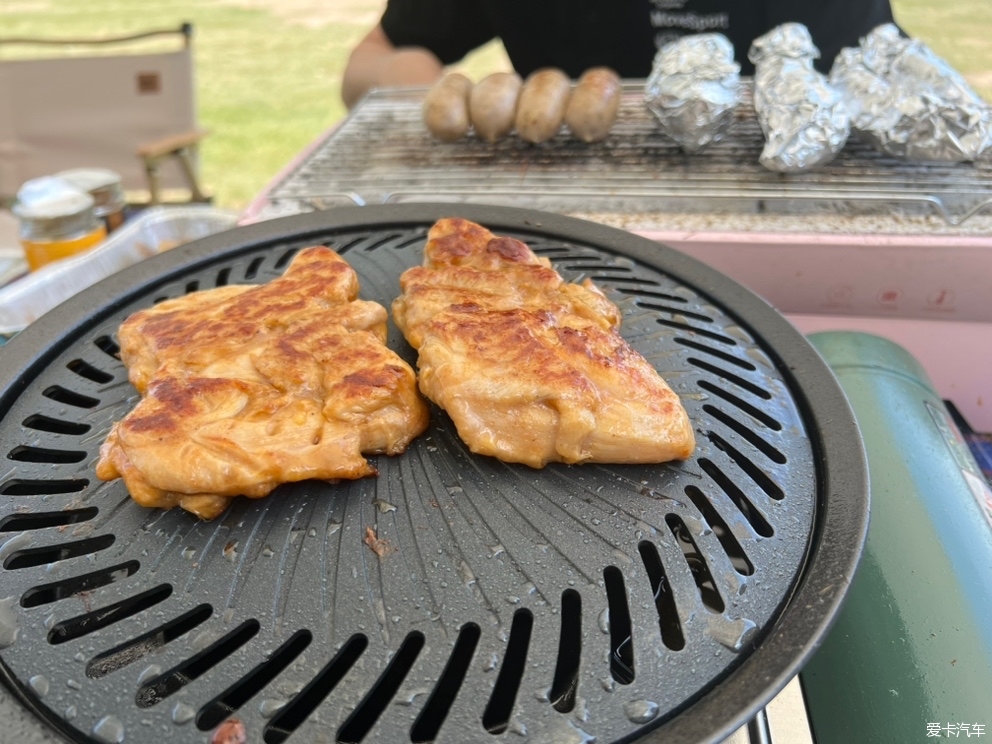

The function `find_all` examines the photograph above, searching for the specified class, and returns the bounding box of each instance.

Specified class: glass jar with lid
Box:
[55,168,127,233]
[14,176,107,271]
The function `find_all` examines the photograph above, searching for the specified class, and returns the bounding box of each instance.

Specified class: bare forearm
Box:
[342,30,444,109]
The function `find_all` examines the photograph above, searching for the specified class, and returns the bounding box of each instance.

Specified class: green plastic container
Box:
[801,331,992,742]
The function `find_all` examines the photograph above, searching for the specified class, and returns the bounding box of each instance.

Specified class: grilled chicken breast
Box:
[393,218,695,468]
[96,246,429,520]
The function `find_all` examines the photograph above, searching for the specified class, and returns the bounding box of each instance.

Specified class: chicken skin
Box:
[392,218,695,468]
[97,246,429,520]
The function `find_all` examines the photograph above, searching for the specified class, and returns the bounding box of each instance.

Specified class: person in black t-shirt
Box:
[341,0,896,108]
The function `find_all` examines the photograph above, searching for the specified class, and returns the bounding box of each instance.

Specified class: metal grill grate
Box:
[0,206,866,744]
[259,83,992,226]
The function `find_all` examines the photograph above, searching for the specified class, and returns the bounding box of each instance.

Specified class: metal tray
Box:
[0,206,236,335]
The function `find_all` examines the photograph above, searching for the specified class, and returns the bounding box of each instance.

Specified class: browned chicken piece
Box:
[96,246,429,520]
[393,218,696,468]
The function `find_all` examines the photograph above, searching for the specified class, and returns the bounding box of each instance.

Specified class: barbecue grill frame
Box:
[0,204,869,743]
[252,83,992,227]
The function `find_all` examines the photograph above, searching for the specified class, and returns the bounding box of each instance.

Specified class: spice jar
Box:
[14,177,107,271]
[55,168,127,233]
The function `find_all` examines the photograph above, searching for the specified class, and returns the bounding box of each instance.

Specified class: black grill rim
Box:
[0,204,869,744]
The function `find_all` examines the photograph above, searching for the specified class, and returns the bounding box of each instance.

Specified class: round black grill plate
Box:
[0,206,867,744]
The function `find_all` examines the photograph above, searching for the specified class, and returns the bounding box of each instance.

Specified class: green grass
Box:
[1,0,988,211]
[894,0,992,94]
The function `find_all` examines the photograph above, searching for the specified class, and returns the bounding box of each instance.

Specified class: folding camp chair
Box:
[0,24,209,204]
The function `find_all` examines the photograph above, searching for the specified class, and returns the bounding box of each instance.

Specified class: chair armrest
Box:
[136,129,209,160]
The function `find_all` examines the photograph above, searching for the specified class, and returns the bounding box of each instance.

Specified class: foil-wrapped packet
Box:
[830,24,992,162]
[644,34,741,153]
[748,24,850,172]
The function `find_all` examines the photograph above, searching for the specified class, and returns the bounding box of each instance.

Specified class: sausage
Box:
[469,72,523,143]
[565,67,622,143]
[423,73,474,142]
[515,68,572,144]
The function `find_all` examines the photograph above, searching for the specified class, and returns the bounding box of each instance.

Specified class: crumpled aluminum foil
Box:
[748,24,850,172]
[644,34,741,153]
[829,23,992,162]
